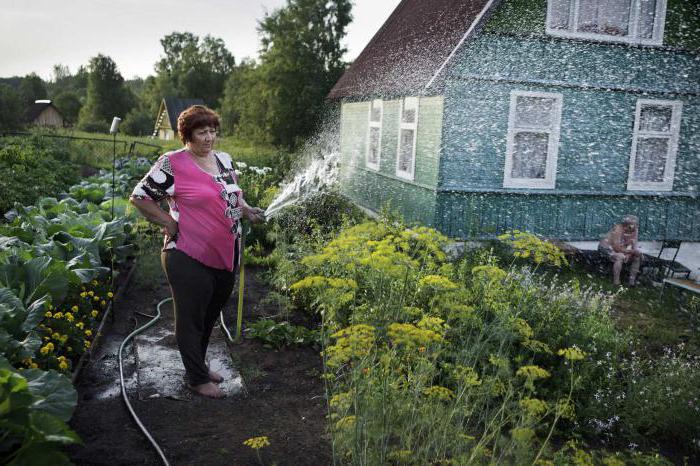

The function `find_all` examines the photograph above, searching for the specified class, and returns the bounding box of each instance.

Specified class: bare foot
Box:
[188,382,225,398]
[208,369,224,384]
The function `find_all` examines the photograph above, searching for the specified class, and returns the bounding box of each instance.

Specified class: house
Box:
[153,97,204,140]
[330,0,700,250]
[26,100,65,128]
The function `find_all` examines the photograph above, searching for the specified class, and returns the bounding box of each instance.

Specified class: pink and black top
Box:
[131,149,243,272]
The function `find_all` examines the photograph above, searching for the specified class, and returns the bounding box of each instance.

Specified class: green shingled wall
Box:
[338,97,444,225]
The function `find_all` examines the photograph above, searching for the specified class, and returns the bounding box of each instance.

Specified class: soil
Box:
[67,265,332,466]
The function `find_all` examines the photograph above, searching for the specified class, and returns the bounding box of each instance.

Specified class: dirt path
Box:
[68,265,331,466]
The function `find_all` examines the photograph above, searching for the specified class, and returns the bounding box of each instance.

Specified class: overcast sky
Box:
[1,0,402,80]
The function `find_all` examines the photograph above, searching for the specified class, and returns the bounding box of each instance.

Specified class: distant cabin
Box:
[26,100,65,128]
[329,0,700,242]
[153,97,204,140]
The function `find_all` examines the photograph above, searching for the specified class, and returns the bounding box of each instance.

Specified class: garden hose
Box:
[118,297,172,466]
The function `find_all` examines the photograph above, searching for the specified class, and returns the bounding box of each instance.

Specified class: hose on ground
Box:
[118,297,172,466]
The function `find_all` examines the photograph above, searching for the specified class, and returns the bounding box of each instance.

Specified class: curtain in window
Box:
[578,0,632,36]
[511,96,556,180]
[398,129,414,173]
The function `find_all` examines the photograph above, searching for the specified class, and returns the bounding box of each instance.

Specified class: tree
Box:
[122,107,154,136]
[225,0,351,148]
[18,73,48,110]
[0,84,23,130]
[53,91,82,124]
[78,54,135,132]
[152,32,235,109]
[220,59,271,142]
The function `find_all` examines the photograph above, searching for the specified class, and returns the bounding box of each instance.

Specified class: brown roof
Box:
[26,102,63,122]
[328,0,497,100]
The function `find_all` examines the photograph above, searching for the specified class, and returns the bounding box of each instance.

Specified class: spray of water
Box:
[264,108,342,219]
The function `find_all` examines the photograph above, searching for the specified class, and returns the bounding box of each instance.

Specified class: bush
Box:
[0,137,81,215]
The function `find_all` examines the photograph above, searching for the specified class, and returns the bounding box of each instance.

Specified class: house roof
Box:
[161,97,205,130]
[328,0,497,100]
[25,101,63,122]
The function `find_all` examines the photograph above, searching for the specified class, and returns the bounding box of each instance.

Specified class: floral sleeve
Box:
[130,155,175,202]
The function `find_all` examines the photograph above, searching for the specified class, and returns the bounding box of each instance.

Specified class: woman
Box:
[130,105,264,398]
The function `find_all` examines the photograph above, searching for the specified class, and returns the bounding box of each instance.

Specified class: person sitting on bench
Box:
[598,215,642,286]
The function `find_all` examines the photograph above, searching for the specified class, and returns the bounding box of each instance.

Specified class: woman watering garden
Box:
[130,105,265,398]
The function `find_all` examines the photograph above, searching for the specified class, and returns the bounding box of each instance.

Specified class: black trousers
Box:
[161,249,236,385]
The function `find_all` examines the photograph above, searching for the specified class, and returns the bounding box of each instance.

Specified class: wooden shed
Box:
[330,0,700,242]
[26,100,66,128]
[153,97,205,140]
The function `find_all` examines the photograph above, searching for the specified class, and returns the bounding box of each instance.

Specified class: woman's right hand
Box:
[162,218,179,241]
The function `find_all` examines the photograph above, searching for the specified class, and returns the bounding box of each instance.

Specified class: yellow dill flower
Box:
[65,312,74,322]
[329,391,353,412]
[522,339,552,354]
[556,399,576,420]
[325,325,376,368]
[416,316,448,334]
[516,365,551,380]
[602,456,626,466]
[488,354,509,368]
[423,386,455,401]
[418,274,458,291]
[335,415,356,430]
[71,305,79,312]
[91,310,99,318]
[512,318,533,339]
[519,398,548,417]
[471,265,507,282]
[511,427,535,443]
[107,291,114,298]
[388,322,442,349]
[243,436,270,450]
[44,311,52,318]
[452,365,482,387]
[387,450,413,462]
[557,347,586,361]
[85,330,92,337]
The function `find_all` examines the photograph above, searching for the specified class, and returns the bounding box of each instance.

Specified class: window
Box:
[396,97,419,180]
[627,99,682,191]
[547,0,667,45]
[504,91,563,189]
[366,99,383,170]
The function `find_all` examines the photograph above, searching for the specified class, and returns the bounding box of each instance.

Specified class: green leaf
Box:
[21,296,49,332]
[8,439,74,466]
[25,369,77,422]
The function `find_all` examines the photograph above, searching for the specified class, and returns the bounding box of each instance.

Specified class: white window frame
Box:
[546,0,667,46]
[365,99,383,171]
[395,97,419,181]
[627,99,682,191]
[504,91,563,189]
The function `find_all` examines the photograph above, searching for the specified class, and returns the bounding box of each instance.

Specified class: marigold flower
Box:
[91,280,98,286]
[242,436,270,450]
[100,300,107,307]
[30,363,38,369]
[59,361,69,370]
[88,291,94,297]
[80,292,87,298]
[91,310,99,318]
[93,296,100,302]
[53,312,63,319]
[44,311,52,318]
[65,313,74,322]
[76,322,85,329]
[71,305,79,312]
[107,292,114,298]
[84,340,91,348]
[85,330,92,337]
[52,333,60,340]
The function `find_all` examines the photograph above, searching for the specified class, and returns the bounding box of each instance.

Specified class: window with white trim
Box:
[627,99,682,191]
[547,0,667,46]
[396,97,419,180]
[366,99,383,170]
[504,91,563,189]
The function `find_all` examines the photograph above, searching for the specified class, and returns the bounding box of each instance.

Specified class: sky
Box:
[1,0,402,80]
